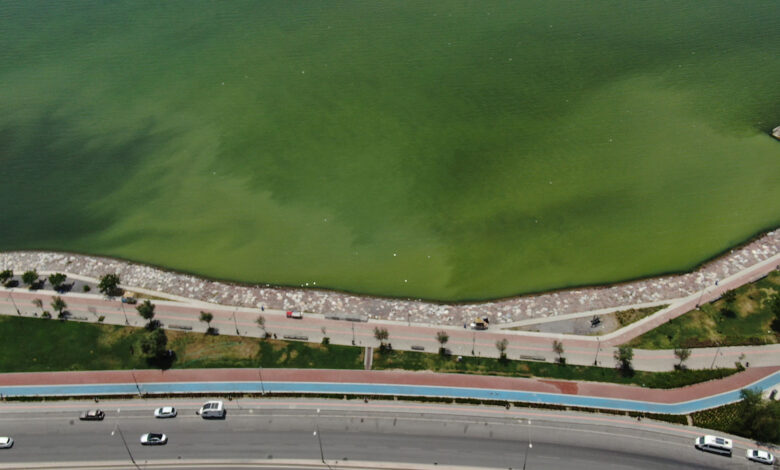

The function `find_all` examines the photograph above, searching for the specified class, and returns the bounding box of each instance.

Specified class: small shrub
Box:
[321,336,330,345]
[41,311,51,319]
[82,285,91,292]
[98,315,105,322]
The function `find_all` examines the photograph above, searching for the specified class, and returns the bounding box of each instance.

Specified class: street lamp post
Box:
[258,366,265,395]
[710,341,721,369]
[521,418,532,470]
[111,423,140,470]
[7,292,20,315]
[313,408,333,470]
[594,338,601,366]
[351,323,356,345]
[472,332,476,356]
[233,308,240,335]
[120,302,129,325]
[130,369,142,397]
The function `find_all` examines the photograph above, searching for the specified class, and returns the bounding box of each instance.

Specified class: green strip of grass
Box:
[627,270,780,349]
[691,398,780,444]
[371,350,736,389]
[0,316,148,372]
[0,316,362,372]
[0,315,735,389]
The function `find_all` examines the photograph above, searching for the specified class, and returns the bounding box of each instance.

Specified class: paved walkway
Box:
[1,367,778,415]
[3,286,779,372]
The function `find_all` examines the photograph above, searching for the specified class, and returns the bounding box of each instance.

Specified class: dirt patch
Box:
[539,379,579,395]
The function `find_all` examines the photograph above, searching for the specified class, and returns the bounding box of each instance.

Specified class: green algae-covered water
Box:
[1,1,779,301]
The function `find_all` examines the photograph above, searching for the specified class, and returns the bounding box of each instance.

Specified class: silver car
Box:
[153,406,177,418]
[746,449,774,465]
[140,433,167,445]
[0,437,13,449]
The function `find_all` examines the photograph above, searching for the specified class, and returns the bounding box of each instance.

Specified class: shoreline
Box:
[1,229,778,326]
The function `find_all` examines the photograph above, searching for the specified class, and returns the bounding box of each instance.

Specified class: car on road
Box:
[0,437,13,449]
[140,433,167,445]
[286,310,303,319]
[694,435,732,456]
[79,409,105,421]
[153,406,177,418]
[746,449,774,465]
[196,400,225,419]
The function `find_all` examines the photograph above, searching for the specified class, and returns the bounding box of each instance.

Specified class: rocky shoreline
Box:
[1,229,778,326]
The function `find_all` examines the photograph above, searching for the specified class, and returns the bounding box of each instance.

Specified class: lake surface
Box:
[1,1,778,301]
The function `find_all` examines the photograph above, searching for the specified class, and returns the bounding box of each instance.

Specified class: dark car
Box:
[79,409,105,421]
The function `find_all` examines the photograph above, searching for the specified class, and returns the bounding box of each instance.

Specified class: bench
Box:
[283,335,309,341]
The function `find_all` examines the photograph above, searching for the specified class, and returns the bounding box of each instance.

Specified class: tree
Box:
[140,329,168,362]
[721,289,737,304]
[552,340,565,364]
[51,296,67,319]
[0,269,12,285]
[436,331,449,355]
[256,315,267,338]
[770,294,780,333]
[374,327,390,351]
[321,326,329,345]
[737,388,780,444]
[674,347,691,369]
[48,273,67,291]
[495,338,509,362]
[614,345,634,376]
[32,298,43,313]
[136,300,157,329]
[22,270,39,288]
[98,273,121,296]
[200,311,215,334]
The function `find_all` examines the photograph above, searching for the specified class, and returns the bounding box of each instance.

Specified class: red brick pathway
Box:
[0,366,776,405]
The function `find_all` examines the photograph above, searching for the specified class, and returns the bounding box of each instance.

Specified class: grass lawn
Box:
[614,306,666,328]
[626,270,780,349]
[0,315,735,388]
[371,350,736,389]
[0,316,362,372]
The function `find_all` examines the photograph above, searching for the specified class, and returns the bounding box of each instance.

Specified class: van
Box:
[694,435,732,456]
[196,400,225,419]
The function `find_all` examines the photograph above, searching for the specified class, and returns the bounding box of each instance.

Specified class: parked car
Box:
[746,449,774,465]
[121,292,137,304]
[79,409,105,421]
[286,311,303,319]
[140,433,167,445]
[0,437,13,449]
[153,406,177,418]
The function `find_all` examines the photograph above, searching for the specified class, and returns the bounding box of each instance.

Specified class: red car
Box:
[286,311,303,319]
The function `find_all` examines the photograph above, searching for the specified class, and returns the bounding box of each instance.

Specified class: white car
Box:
[746,449,774,465]
[153,406,177,418]
[0,437,13,449]
[196,400,225,419]
[140,433,167,446]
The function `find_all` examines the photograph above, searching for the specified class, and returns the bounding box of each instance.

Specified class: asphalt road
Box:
[0,399,762,469]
